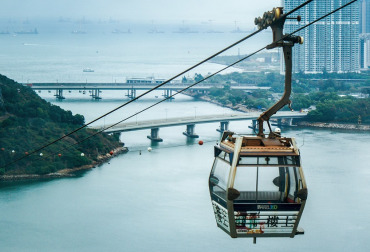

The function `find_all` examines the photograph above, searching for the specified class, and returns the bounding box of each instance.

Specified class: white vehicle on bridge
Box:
[125,77,167,85]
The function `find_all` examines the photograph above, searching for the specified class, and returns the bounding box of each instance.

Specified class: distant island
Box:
[0,74,125,180]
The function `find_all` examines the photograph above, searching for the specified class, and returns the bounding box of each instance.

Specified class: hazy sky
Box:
[1,0,282,23]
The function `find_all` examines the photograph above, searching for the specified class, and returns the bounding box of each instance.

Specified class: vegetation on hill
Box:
[186,71,370,124]
[0,74,122,176]
[292,92,370,123]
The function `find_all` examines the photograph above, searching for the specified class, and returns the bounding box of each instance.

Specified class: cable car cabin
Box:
[209,131,307,239]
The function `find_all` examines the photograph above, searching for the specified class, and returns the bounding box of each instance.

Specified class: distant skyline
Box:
[1,0,281,25]
[284,0,360,73]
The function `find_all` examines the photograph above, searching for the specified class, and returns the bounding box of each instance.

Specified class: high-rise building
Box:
[359,0,370,69]
[360,0,370,33]
[281,0,360,74]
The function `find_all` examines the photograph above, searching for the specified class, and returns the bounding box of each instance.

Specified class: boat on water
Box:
[230,27,247,33]
[112,29,131,34]
[148,29,164,34]
[204,30,224,34]
[15,28,38,34]
[173,27,198,33]
[83,68,94,72]
[72,30,86,34]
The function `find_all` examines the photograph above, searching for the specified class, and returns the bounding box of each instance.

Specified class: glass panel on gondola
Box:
[210,158,229,201]
[209,155,232,233]
[238,156,299,166]
[233,164,304,236]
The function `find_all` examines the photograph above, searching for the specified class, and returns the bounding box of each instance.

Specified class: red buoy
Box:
[25,152,29,155]
[58,153,62,157]
[1,148,4,151]
[198,140,204,145]
[109,151,114,155]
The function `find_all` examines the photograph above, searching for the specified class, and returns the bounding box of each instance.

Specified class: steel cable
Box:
[3,0,348,169]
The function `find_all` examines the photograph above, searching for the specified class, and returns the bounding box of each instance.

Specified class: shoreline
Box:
[0,147,128,182]
[184,91,258,114]
[2,93,368,182]
[185,91,370,131]
[296,121,370,131]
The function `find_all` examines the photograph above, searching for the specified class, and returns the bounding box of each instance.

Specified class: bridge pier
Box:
[91,89,102,100]
[147,128,163,142]
[217,121,229,133]
[248,120,258,131]
[183,124,199,138]
[54,89,65,100]
[287,118,294,126]
[163,89,174,100]
[126,88,136,99]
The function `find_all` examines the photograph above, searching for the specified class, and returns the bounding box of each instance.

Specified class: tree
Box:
[194,73,204,82]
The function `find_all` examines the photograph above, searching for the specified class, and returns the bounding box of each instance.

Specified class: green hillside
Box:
[0,74,122,175]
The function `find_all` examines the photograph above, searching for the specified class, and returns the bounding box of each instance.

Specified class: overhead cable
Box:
[1,0,335,168]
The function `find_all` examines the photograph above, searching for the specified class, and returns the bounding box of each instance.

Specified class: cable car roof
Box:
[219,134,300,156]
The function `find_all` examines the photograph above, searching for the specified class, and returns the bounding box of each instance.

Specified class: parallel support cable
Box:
[81,0,360,140]
[4,32,266,165]
[3,0,352,169]
[12,0,315,162]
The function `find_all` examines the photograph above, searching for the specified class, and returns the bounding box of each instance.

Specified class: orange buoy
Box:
[25,152,29,155]
[1,148,4,151]
[198,140,204,145]
[109,151,114,155]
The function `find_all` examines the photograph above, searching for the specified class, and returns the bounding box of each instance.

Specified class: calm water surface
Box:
[0,26,369,252]
[0,93,369,251]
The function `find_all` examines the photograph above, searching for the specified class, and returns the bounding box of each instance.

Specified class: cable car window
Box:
[216,151,229,162]
[214,147,232,164]
[233,166,294,202]
[288,167,297,201]
[286,156,298,165]
[258,167,281,192]
[238,156,298,165]
[234,166,257,200]
[211,158,230,191]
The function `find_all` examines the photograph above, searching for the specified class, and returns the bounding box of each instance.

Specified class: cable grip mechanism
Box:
[254,7,304,137]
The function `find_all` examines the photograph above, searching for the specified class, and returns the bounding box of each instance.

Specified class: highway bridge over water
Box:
[92,111,307,142]
[26,83,270,100]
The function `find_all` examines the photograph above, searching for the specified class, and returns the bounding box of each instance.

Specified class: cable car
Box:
[209,131,307,241]
[209,7,307,243]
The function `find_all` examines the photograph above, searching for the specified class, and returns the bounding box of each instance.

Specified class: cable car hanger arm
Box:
[255,8,303,137]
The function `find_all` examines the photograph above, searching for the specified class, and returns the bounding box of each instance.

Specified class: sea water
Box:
[0,21,272,83]
[0,22,370,251]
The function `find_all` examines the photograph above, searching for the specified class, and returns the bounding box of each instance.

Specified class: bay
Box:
[0,24,369,251]
[0,93,369,251]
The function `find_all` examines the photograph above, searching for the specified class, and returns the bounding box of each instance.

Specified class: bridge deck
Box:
[93,112,307,133]
[27,83,270,91]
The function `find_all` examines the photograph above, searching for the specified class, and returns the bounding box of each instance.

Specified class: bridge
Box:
[25,83,270,100]
[92,111,307,142]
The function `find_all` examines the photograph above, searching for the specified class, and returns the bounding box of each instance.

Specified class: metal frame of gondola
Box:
[209,6,308,243]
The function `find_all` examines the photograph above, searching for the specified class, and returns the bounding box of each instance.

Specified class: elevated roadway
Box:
[92,111,307,141]
[26,83,270,99]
